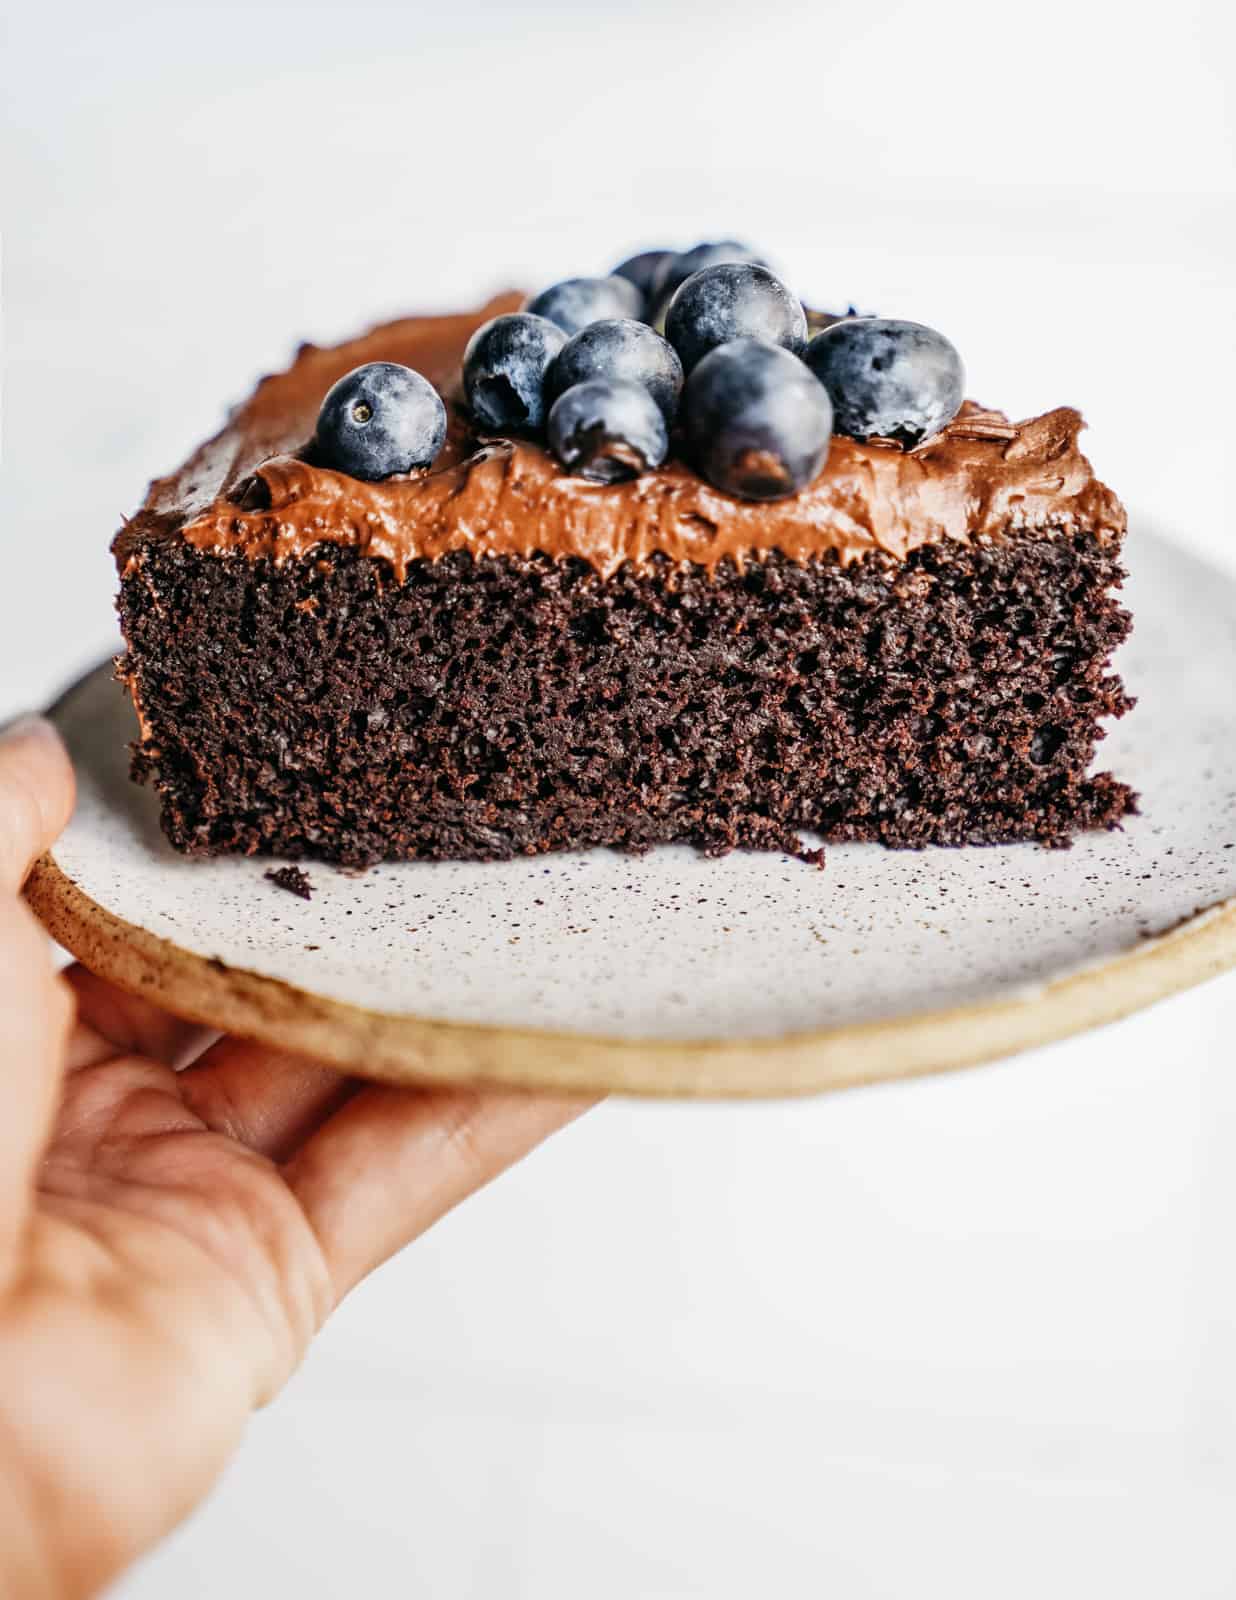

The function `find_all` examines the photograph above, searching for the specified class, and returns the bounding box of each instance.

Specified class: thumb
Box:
[0,715,76,1280]
[0,716,75,891]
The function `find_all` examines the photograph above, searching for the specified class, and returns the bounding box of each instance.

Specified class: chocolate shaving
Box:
[231,473,273,511]
[944,413,1019,442]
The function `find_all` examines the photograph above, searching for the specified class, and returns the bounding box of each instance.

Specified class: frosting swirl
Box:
[115,294,1125,581]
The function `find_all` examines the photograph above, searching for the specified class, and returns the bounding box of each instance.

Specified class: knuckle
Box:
[178,1070,250,1144]
[438,1093,492,1176]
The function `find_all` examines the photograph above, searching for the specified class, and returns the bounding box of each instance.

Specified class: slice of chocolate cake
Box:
[113,275,1135,868]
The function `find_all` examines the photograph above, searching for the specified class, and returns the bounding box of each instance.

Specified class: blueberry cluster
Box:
[312,241,966,501]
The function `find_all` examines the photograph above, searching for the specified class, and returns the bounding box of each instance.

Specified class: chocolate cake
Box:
[113,284,1135,868]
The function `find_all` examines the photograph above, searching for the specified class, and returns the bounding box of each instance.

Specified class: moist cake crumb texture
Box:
[118,534,1134,868]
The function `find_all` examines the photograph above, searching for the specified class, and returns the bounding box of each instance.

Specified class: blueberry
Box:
[665,263,807,372]
[525,276,643,337]
[548,319,683,423]
[611,248,675,313]
[682,338,833,501]
[648,240,766,319]
[314,362,446,481]
[547,379,669,484]
[803,317,964,448]
[462,312,567,433]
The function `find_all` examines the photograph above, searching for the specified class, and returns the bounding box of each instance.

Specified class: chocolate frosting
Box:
[115,293,1126,581]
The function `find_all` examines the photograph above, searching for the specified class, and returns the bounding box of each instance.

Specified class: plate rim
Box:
[26,801,1236,1097]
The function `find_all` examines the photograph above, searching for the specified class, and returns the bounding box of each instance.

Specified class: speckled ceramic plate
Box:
[26,526,1236,1098]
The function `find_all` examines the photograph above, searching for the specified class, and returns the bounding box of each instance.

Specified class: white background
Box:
[4,1,1236,1594]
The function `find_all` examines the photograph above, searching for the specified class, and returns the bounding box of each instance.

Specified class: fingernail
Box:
[0,714,66,753]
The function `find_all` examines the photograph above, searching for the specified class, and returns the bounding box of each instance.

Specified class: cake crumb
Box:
[265,865,314,901]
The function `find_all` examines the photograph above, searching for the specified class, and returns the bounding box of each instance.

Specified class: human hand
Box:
[0,716,592,1599]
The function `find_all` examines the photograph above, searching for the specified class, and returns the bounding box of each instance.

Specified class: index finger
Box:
[0,716,75,892]
[285,1084,596,1302]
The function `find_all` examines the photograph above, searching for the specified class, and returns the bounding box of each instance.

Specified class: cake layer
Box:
[114,298,1126,582]
[116,533,1135,867]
